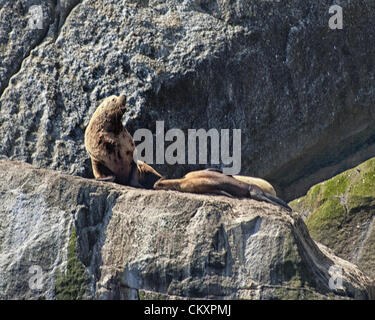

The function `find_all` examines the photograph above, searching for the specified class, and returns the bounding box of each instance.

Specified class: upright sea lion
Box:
[154,169,292,211]
[84,95,162,188]
[85,95,134,184]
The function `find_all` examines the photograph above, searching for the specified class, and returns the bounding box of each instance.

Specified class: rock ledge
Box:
[0,160,373,300]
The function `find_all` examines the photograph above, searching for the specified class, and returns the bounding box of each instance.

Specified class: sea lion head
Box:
[102,95,127,117]
[94,95,127,134]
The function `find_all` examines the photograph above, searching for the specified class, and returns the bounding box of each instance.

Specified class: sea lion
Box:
[129,160,163,189]
[85,95,162,188]
[232,175,276,197]
[203,168,277,196]
[154,169,292,211]
[85,95,134,184]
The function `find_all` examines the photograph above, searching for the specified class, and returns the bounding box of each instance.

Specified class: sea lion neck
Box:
[102,110,124,134]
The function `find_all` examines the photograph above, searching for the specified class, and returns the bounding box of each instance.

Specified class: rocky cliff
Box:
[1,0,375,300]
[1,0,375,201]
[0,160,373,300]
[290,157,375,282]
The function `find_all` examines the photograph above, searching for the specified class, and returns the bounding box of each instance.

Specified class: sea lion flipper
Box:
[91,159,116,182]
[96,175,116,182]
[263,192,292,212]
[133,160,163,189]
[248,185,292,212]
[216,190,234,198]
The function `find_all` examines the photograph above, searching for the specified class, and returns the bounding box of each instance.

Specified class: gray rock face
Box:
[0,160,373,299]
[1,0,375,201]
[0,0,80,94]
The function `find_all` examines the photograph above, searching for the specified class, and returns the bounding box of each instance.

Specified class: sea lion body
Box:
[85,95,162,188]
[85,95,136,184]
[155,170,249,197]
[154,169,291,211]
[199,168,277,197]
[129,160,163,189]
[233,175,276,197]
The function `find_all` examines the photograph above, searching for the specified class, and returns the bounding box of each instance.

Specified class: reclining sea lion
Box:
[154,169,291,211]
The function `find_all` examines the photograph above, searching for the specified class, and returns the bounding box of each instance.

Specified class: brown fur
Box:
[85,95,135,184]
[85,95,162,188]
[154,170,250,197]
[129,160,163,189]
[154,169,292,211]
[232,175,276,196]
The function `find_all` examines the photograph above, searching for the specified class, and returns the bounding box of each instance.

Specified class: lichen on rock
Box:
[290,157,375,281]
[55,227,90,300]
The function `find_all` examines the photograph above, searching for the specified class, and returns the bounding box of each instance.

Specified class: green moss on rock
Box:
[290,157,375,279]
[346,162,375,210]
[321,172,351,199]
[138,290,163,300]
[138,289,180,300]
[308,184,322,208]
[55,227,90,300]
[272,286,327,300]
[306,198,346,240]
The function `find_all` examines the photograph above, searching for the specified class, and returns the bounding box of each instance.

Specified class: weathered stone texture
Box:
[0,160,373,299]
[1,1,375,201]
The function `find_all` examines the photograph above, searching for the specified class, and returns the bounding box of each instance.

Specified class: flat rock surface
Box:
[0,160,373,299]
